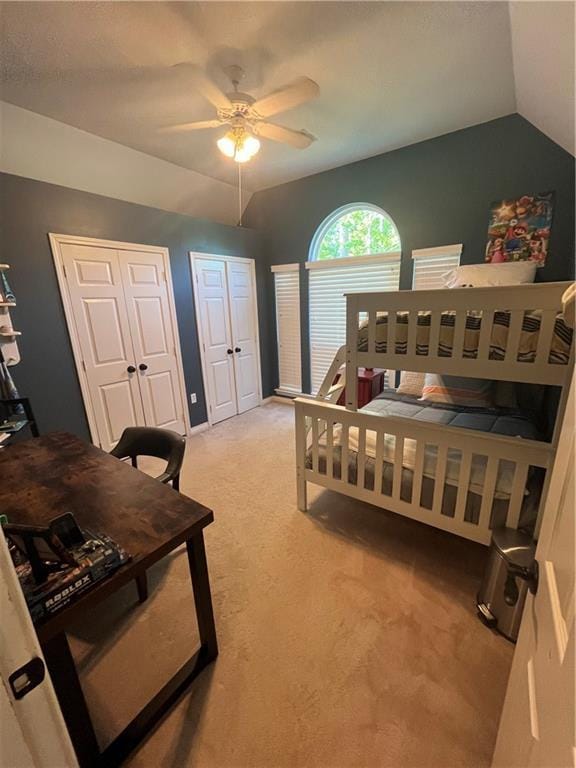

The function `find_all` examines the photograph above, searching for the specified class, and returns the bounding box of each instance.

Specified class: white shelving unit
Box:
[0,265,20,366]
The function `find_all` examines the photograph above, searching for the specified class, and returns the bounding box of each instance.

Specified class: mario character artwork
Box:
[485,191,554,267]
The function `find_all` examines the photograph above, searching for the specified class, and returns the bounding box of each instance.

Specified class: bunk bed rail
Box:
[345,281,574,409]
[295,398,553,545]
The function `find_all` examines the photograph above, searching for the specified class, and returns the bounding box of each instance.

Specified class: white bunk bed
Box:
[295,281,574,545]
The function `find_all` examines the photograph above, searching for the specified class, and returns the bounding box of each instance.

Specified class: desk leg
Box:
[186,533,218,662]
[42,632,100,768]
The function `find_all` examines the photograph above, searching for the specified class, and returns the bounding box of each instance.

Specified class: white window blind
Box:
[307,255,401,394]
[412,244,462,290]
[272,264,302,395]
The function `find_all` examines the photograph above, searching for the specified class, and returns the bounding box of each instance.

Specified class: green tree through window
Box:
[316,207,400,260]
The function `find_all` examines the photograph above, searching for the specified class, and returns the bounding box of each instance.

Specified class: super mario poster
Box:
[485,192,554,267]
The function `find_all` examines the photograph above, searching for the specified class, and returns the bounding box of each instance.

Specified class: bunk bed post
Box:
[345,294,359,411]
[535,362,574,538]
[294,399,308,511]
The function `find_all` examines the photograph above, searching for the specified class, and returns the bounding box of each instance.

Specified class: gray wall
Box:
[0,172,266,439]
[2,114,574,432]
[244,114,575,395]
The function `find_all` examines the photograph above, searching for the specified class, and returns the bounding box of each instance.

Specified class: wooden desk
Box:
[0,432,217,767]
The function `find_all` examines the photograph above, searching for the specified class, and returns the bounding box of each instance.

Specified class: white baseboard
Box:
[188,421,210,436]
[261,395,295,405]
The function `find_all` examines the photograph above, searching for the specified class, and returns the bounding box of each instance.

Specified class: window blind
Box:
[412,244,462,290]
[272,264,302,395]
[308,257,401,394]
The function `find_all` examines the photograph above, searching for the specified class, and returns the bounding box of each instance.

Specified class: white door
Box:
[195,258,238,424]
[118,250,185,434]
[61,243,145,451]
[227,260,260,414]
[1,529,78,768]
[492,378,575,768]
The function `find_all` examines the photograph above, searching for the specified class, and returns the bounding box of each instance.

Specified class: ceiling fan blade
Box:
[159,119,223,134]
[173,63,233,111]
[255,121,315,149]
[252,77,319,118]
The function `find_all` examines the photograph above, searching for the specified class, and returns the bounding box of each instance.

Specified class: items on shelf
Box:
[0,265,16,303]
[0,265,20,365]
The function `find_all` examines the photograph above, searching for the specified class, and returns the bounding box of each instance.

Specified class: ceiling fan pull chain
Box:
[238,163,243,227]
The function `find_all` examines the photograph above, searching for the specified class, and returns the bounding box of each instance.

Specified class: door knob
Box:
[127,365,136,373]
[235,347,241,353]
[227,349,233,355]
[504,560,539,606]
[139,363,148,371]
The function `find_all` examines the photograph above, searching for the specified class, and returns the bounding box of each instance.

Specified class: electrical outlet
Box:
[190,393,197,405]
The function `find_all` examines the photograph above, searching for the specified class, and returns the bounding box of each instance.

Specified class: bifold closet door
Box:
[61,243,186,451]
[118,250,186,435]
[195,258,238,423]
[226,261,260,414]
[195,257,260,423]
[60,243,145,450]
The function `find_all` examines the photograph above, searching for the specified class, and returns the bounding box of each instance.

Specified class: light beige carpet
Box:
[68,403,512,768]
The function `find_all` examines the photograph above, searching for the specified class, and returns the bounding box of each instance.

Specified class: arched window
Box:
[307,204,401,393]
[310,203,401,262]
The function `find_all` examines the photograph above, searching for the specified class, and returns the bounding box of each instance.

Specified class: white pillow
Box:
[443,262,537,289]
[397,371,426,398]
[420,374,493,408]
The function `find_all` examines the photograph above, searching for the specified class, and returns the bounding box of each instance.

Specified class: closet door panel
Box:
[61,244,144,451]
[195,259,238,423]
[227,261,260,414]
[119,250,186,435]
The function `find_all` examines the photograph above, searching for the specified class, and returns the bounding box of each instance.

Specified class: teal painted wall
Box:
[244,115,575,395]
[0,172,265,439]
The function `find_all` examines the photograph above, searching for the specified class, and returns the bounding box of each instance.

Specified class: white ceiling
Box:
[0,101,245,224]
[1,1,520,193]
[509,1,575,157]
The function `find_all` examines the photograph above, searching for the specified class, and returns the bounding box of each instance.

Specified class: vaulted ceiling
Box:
[0,1,573,221]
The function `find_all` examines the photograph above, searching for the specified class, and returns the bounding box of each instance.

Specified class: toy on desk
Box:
[4,512,130,622]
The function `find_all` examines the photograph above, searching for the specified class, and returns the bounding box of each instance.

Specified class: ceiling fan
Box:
[160,65,319,163]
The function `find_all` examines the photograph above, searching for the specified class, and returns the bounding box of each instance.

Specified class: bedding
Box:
[420,373,493,407]
[307,443,542,530]
[306,391,543,528]
[396,370,426,397]
[356,309,573,365]
[443,262,537,288]
[312,391,542,499]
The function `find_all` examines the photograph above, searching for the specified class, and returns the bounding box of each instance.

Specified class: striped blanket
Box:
[357,310,573,365]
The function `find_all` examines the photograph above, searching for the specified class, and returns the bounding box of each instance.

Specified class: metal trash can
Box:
[477,527,537,642]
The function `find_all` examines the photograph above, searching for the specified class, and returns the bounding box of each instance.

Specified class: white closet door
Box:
[118,250,186,435]
[60,243,144,451]
[227,261,260,414]
[195,258,238,423]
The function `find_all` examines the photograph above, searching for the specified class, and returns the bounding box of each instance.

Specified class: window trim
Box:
[272,263,302,396]
[305,251,402,270]
[271,263,300,273]
[411,243,463,291]
[411,243,463,260]
[307,202,401,264]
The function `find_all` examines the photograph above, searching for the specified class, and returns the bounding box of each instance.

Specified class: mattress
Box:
[356,310,573,365]
[306,392,543,528]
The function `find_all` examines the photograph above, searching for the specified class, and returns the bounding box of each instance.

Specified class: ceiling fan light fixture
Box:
[217,131,236,158]
[243,134,260,157]
[217,127,260,163]
[234,147,251,164]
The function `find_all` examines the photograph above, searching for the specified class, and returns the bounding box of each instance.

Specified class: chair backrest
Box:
[110,427,186,484]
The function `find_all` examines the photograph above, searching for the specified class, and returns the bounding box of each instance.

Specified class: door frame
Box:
[190,252,263,426]
[49,233,192,445]
[1,527,78,767]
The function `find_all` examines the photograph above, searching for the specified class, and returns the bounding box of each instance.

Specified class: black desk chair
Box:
[110,426,186,603]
